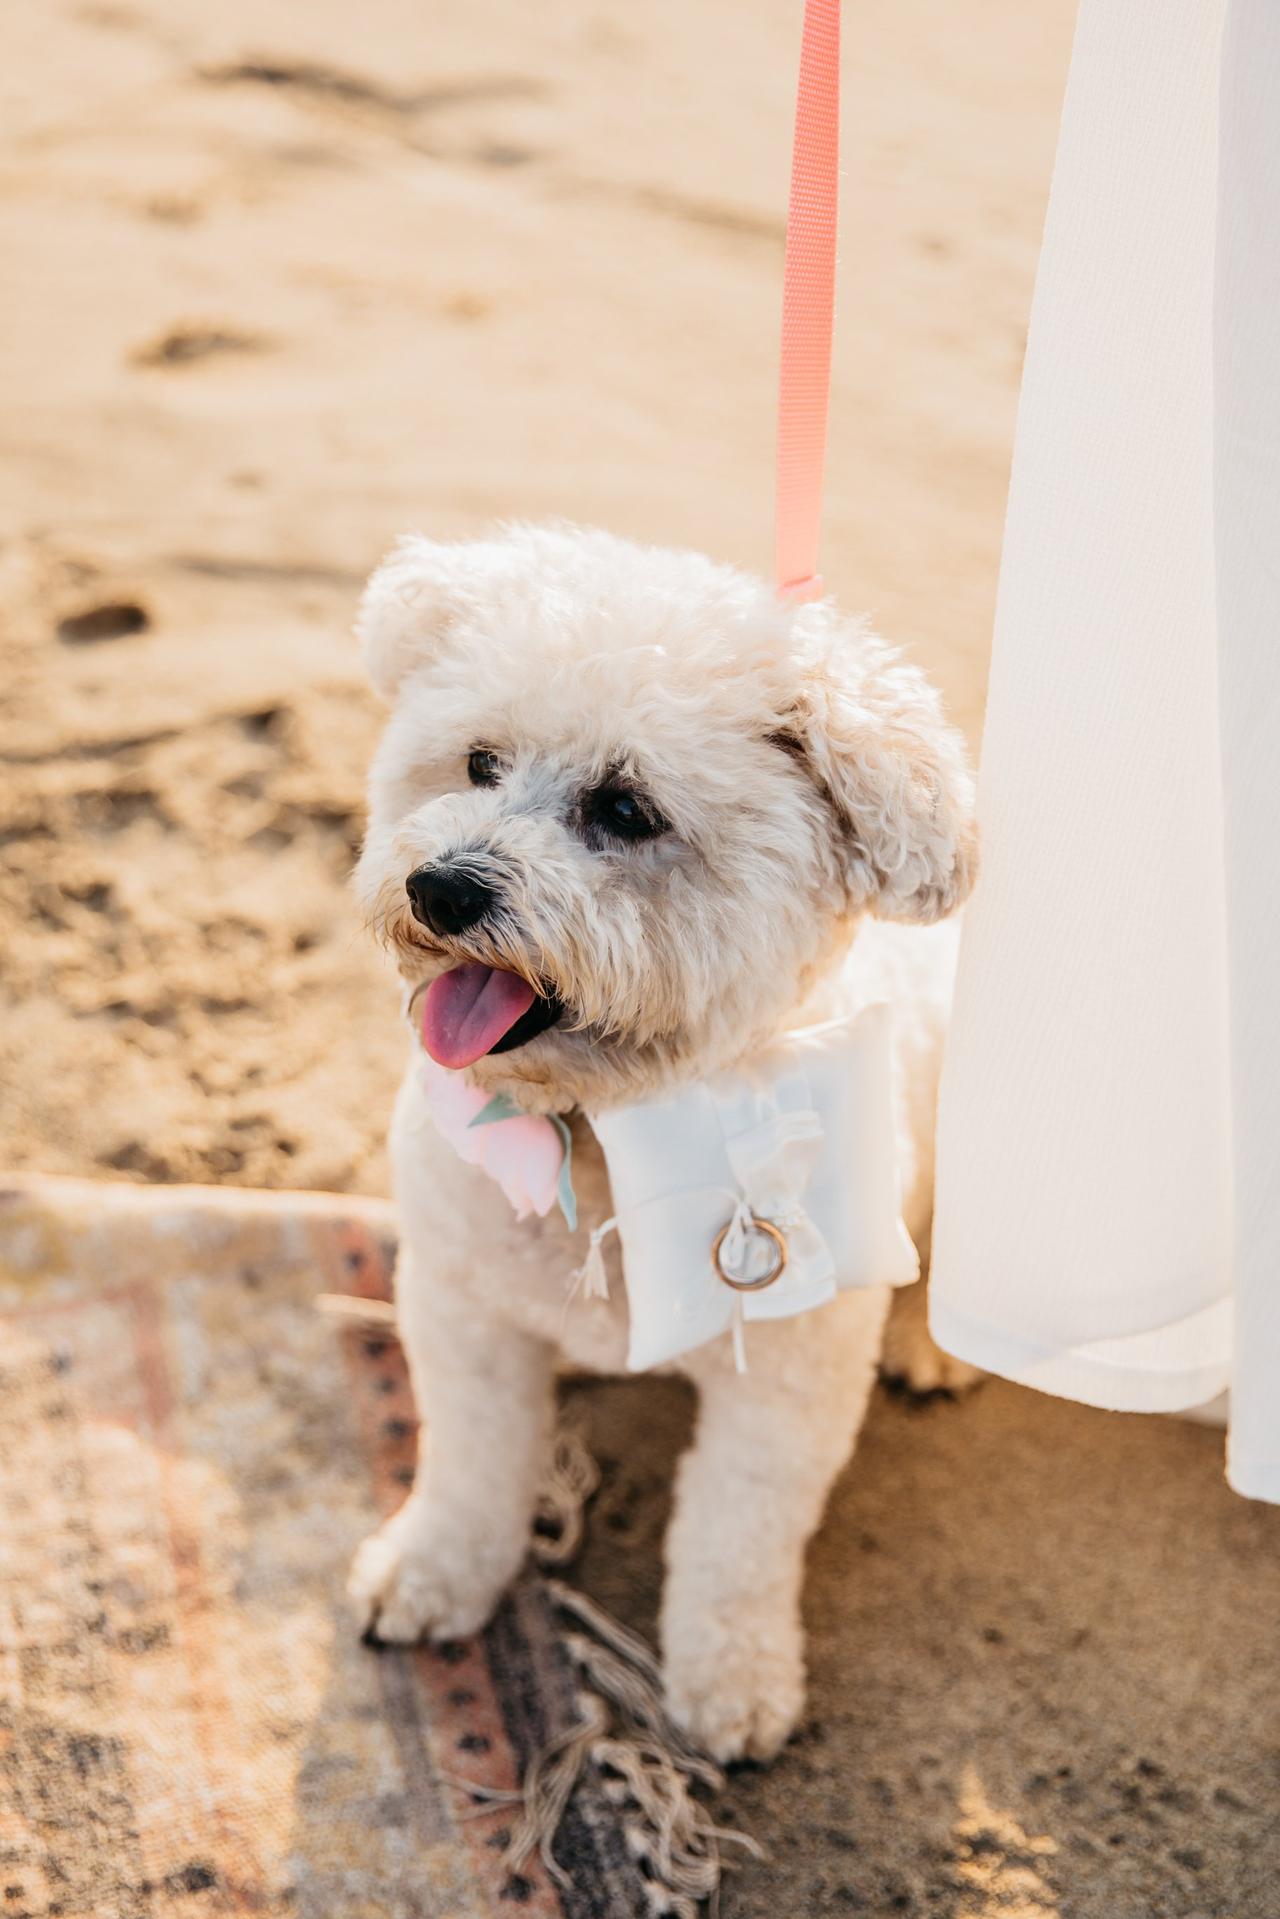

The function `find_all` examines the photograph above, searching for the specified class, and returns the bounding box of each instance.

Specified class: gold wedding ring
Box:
[711,1214,789,1292]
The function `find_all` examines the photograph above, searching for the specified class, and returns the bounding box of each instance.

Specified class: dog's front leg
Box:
[349,1260,555,1643]
[662,1288,890,1763]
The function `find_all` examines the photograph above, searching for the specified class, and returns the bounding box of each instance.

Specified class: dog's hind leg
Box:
[879,1273,984,1397]
[661,1286,890,1763]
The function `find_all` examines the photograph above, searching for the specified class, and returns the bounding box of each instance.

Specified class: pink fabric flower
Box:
[418,1054,570,1223]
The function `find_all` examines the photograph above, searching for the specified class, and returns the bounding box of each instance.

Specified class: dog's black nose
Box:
[405,864,498,937]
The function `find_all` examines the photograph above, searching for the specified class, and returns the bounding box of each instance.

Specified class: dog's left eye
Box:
[582,783,667,844]
[467,748,504,787]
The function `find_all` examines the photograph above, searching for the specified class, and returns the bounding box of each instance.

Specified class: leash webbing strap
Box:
[776,0,841,602]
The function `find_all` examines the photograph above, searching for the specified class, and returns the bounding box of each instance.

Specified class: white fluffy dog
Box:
[348,524,977,1762]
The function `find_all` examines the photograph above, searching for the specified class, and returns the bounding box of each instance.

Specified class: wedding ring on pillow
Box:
[711,1214,789,1292]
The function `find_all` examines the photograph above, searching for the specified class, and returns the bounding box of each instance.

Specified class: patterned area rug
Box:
[0,1175,648,1919]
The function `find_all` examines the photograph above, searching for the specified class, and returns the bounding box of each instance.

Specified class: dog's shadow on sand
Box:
[564,1369,1280,1919]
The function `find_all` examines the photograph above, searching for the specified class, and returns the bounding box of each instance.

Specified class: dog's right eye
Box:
[467,748,504,787]
[581,782,667,844]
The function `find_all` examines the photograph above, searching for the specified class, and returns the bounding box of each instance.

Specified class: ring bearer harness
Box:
[416,1000,919,1373]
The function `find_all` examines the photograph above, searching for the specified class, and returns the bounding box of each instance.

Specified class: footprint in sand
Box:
[130,325,271,369]
[56,600,149,642]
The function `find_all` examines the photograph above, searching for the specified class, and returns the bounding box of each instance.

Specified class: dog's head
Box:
[355,524,975,1112]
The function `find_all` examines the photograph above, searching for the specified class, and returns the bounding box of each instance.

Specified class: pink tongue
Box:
[421,964,538,1069]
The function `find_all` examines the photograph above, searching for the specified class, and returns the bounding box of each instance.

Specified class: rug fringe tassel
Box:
[502,1688,611,1891]
[485,1427,764,1910]
[314,1292,398,1326]
[544,1577,663,1686]
[533,1427,603,1568]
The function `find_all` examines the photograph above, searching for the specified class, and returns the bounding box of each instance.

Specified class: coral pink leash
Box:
[776,0,841,603]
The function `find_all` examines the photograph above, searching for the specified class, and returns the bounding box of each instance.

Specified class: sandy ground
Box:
[2,0,1069,1192]
[572,1373,1280,1919]
[5,2,1278,1915]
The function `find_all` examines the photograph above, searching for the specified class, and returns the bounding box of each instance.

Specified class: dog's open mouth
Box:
[420,962,564,1068]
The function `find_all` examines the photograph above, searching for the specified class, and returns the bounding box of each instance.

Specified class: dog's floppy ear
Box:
[355,536,461,701]
[787,629,977,923]
[357,535,513,701]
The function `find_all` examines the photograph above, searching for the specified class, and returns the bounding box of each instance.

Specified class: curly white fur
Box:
[347,524,976,1761]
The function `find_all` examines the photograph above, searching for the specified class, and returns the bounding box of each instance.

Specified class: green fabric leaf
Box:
[467,1093,523,1129]
[549,1115,578,1232]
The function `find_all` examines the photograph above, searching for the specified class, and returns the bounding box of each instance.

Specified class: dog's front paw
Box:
[348,1504,506,1644]
[664,1627,804,1765]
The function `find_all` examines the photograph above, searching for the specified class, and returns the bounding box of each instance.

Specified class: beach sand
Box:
[2,0,1068,1193]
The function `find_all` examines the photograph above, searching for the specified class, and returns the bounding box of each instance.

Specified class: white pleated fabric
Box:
[930,0,1280,1501]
